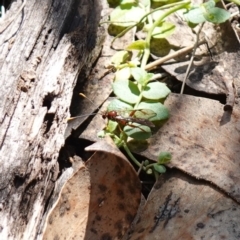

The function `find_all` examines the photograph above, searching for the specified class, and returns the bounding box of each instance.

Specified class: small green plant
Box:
[99,0,237,176]
[98,52,171,176]
[97,66,171,176]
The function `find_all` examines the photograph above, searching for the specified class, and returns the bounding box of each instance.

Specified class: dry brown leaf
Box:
[129,170,240,240]
[42,165,91,239]
[42,140,141,239]
[139,93,240,203]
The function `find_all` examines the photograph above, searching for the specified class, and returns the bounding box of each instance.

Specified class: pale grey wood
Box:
[0,0,104,239]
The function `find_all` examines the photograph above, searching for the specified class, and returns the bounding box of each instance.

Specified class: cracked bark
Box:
[0,0,104,239]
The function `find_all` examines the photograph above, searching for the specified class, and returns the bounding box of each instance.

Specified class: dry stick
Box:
[180,23,204,94]
[145,39,206,71]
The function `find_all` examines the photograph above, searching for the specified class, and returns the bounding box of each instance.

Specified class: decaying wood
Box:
[0,0,105,239]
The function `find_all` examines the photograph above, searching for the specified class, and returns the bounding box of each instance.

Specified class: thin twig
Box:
[145,40,205,71]
[180,23,204,94]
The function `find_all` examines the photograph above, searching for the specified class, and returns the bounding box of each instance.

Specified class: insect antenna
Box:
[79,93,98,108]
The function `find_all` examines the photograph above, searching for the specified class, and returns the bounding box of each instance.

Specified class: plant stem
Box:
[141,1,190,69]
[123,142,146,170]
[134,91,144,109]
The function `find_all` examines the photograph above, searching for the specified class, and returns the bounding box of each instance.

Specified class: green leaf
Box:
[133,109,156,119]
[113,80,140,104]
[143,82,171,100]
[131,67,146,82]
[106,120,119,132]
[110,4,146,27]
[158,152,172,164]
[131,67,153,85]
[184,7,206,24]
[126,40,146,50]
[153,163,166,173]
[202,6,230,24]
[203,0,215,9]
[146,168,153,174]
[108,24,127,36]
[124,123,152,140]
[137,101,169,121]
[150,38,171,57]
[107,99,133,112]
[153,22,175,38]
[115,67,131,81]
[111,50,131,65]
[128,59,141,67]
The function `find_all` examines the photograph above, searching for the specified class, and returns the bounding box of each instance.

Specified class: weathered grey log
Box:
[0,0,104,239]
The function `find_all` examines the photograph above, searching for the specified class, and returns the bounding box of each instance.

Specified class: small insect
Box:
[68,93,156,132]
[102,109,155,129]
